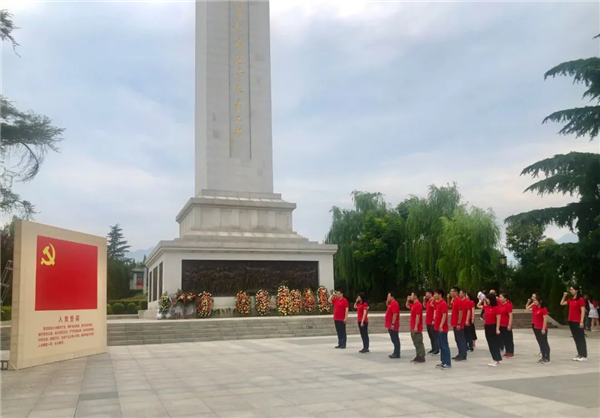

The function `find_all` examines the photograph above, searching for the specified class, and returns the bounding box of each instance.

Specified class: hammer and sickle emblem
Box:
[41,243,56,266]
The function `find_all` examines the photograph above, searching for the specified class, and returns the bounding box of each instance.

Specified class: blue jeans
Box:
[334,320,346,347]
[453,327,467,358]
[388,329,401,356]
[438,331,451,366]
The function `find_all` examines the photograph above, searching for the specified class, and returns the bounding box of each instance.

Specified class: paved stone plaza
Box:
[1,328,598,418]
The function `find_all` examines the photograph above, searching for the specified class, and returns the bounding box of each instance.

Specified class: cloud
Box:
[2,0,599,251]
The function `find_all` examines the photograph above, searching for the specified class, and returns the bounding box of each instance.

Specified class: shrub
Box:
[107,304,112,315]
[126,303,138,314]
[1,306,11,321]
[112,303,125,314]
[140,301,148,310]
[370,302,388,312]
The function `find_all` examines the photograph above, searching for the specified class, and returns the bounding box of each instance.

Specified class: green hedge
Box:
[140,301,148,310]
[126,303,138,314]
[112,303,125,314]
[108,295,147,306]
[1,306,11,321]
[107,304,112,315]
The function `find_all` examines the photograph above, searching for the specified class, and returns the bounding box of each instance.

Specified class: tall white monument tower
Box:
[145,0,337,310]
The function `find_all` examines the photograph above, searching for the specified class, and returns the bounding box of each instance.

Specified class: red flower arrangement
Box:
[303,288,316,314]
[236,291,251,316]
[277,286,291,316]
[318,286,331,314]
[197,291,213,318]
[290,289,302,315]
[186,292,197,304]
[256,289,270,316]
[173,289,186,306]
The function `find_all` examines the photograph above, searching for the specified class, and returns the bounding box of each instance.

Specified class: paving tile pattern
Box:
[1,328,598,418]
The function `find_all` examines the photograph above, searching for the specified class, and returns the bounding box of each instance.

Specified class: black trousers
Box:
[534,328,550,360]
[499,326,514,354]
[484,324,502,362]
[334,320,347,347]
[426,324,439,352]
[388,329,400,356]
[358,322,369,349]
[569,321,587,358]
[465,324,477,350]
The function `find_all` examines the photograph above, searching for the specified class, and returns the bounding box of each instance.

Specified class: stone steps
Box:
[0,312,550,349]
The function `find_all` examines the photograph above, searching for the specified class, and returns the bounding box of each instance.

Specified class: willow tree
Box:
[438,207,500,291]
[506,35,600,293]
[325,191,388,295]
[405,183,462,288]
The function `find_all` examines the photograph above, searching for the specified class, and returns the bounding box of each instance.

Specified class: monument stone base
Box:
[145,191,337,311]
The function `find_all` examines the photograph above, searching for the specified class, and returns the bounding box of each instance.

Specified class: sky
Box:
[2,0,599,254]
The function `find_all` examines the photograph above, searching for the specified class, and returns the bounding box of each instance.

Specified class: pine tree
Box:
[506,35,600,292]
[107,224,131,261]
[1,10,64,218]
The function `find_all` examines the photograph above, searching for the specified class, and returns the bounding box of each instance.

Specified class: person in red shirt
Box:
[526,293,541,357]
[560,286,587,361]
[449,287,467,361]
[464,292,478,352]
[433,289,451,369]
[328,289,349,349]
[406,293,425,363]
[423,290,439,355]
[498,293,514,358]
[385,292,401,358]
[354,293,369,353]
[533,295,550,363]
[478,293,502,367]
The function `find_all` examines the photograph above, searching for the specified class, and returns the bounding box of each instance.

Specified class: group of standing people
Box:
[329,285,590,368]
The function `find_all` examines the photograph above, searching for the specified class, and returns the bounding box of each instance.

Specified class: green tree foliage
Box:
[326,185,500,300]
[0,10,19,52]
[406,184,462,286]
[107,224,131,261]
[438,207,500,291]
[506,222,545,263]
[326,191,387,296]
[506,35,600,297]
[1,10,64,218]
[106,224,133,300]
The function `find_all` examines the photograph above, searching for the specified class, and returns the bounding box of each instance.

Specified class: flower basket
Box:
[277,286,291,316]
[256,289,270,316]
[303,288,316,314]
[290,289,302,315]
[184,292,198,318]
[157,292,171,319]
[318,286,331,314]
[236,291,251,316]
[172,289,186,318]
[197,291,213,318]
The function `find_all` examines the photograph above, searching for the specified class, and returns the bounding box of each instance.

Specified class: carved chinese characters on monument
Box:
[230,0,251,159]
[182,260,319,296]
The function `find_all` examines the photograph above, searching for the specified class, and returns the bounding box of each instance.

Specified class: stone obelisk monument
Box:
[145,0,337,311]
